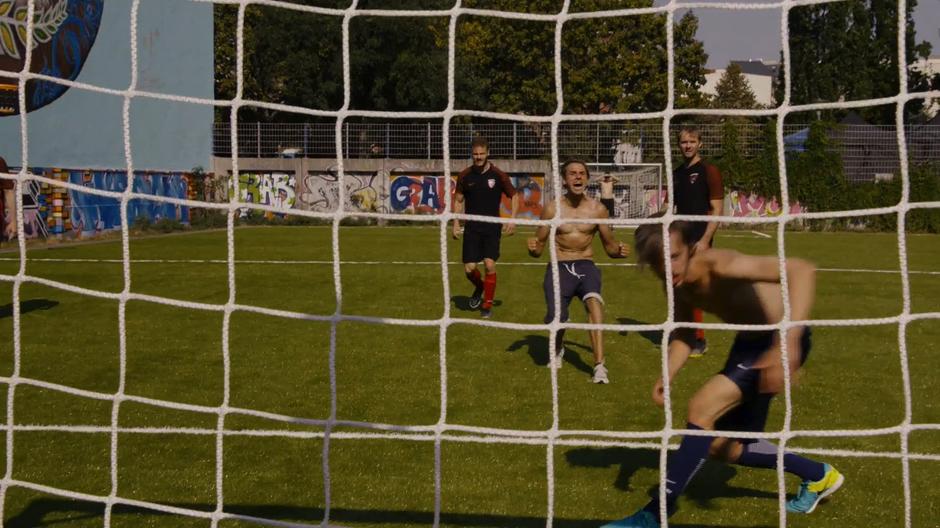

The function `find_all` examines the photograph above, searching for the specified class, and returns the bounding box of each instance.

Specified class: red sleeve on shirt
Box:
[0,157,12,190]
[493,166,516,198]
[704,163,723,200]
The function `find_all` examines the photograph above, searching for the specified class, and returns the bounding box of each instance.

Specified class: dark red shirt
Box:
[672,159,723,242]
[0,157,11,190]
[456,164,515,232]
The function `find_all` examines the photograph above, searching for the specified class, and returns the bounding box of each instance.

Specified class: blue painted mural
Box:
[0,0,105,114]
[65,171,189,235]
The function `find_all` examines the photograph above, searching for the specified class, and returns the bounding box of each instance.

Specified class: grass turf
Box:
[0,224,937,527]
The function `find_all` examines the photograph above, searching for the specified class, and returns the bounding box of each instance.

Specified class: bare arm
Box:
[596,203,629,258]
[653,298,695,406]
[452,191,464,239]
[3,188,15,239]
[698,197,723,248]
[697,164,724,250]
[503,192,519,236]
[710,252,816,321]
[527,200,554,258]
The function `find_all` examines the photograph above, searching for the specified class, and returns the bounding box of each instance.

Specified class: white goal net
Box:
[0,1,937,528]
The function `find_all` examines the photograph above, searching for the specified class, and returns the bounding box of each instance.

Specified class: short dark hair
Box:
[634,214,699,270]
[677,125,701,141]
[471,136,489,150]
[561,159,590,178]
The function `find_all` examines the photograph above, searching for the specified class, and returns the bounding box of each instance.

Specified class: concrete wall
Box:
[0,0,213,171]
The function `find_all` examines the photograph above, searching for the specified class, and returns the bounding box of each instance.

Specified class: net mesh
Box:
[585,163,663,219]
[0,0,936,527]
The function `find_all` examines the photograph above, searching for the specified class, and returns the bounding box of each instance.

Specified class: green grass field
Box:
[0,224,937,527]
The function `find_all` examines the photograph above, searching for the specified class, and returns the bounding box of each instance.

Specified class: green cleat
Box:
[786,464,844,514]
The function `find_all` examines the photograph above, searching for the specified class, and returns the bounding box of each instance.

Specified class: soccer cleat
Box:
[480,308,492,319]
[786,464,844,514]
[600,509,658,528]
[690,338,707,358]
[468,286,483,310]
[592,363,609,384]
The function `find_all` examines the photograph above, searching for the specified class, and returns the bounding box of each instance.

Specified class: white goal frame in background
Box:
[586,162,664,219]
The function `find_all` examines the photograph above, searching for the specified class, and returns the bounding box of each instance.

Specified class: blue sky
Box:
[652,0,940,69]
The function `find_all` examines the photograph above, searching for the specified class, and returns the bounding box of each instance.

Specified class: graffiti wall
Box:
[68,171,190,236]
[388,173,452,214]
[2,169,192,238]
[727,190,805,217]
[501,175,544,220]
[387,172,545,217]
[296,171,389,213]
[235,172,296,218]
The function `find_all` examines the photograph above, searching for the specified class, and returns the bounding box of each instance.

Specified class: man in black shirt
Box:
[453,137,519,318]
[671,126,724,356]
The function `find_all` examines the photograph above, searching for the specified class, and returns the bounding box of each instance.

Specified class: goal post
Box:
[585,162,664,219]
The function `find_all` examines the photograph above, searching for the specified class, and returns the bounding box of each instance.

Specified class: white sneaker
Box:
[592,363,609,384]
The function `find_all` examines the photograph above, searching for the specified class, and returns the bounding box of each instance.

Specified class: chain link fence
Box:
[213,122,940,183]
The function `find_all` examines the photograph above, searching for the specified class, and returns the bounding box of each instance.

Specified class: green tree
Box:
[214,3,345,122]
[712,63,759,110]
[453,0,708,115]
[780,0,932,123]
[217,0,710,121]
[787,121,849,218]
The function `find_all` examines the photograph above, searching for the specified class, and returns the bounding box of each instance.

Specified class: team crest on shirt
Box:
[487,178,496,188]
[689,172,700,184]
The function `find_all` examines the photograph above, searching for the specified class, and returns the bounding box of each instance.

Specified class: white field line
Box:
[750,230,773,238]
[2,256,939,276]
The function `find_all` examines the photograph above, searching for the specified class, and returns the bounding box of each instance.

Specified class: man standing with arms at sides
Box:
[0,156,17,240]
[453,137,519,319]
[599,173,617,220]
[670,126,724,356]
[527,160,630,384]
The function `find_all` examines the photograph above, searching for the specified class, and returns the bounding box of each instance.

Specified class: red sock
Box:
[466,269,483,289]
[482,272,497,309]
[694,308,705,341]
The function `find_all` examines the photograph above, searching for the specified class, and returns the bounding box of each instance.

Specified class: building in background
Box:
[701,59,778,108]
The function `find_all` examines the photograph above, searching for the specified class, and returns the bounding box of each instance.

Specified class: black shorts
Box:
[715,329,812,433]
[600,198,616,219]
[462,224,501,263]
[543,259,603,323]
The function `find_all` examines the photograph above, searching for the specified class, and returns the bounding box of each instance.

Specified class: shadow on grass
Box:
[616,317,664,347]
[451,295,503,312]
[0,299,59,319]
[566,446,780,516]
[506,334,593,376]
[4,497,776,527]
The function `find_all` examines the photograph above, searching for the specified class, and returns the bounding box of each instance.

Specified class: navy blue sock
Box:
[643,423,712,520]
[736,439,826,482]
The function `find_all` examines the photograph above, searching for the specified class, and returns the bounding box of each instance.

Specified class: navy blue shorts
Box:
[543,260,603,324]
[715,329,812,433]
[462,224,501,263]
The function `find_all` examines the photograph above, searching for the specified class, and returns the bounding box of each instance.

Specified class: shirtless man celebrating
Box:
[601,219,842,527]
[527,160,630,384]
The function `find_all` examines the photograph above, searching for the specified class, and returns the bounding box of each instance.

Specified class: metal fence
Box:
[213,122,940,183]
